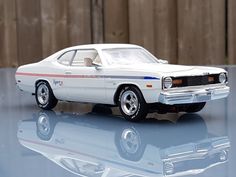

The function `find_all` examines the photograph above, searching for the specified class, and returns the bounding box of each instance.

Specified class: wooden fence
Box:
[0,0,235,67]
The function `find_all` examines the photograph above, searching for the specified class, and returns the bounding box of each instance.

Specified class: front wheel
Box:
[118,86,148,122]
[35,81,58,110]
[186,102,206,113]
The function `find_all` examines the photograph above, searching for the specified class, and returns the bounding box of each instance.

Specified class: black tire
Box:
[186,102,206,113]
[35,81,58,110]
[118,86,148,122]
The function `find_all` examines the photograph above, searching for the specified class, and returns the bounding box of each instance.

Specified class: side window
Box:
[58,50,75,66]
[93,54,102,65]
[71,49,100,66]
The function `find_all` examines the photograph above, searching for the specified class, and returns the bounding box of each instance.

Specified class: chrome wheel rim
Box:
[121,128,140,154]
[37,84,49,105]
[37,114,50,136]
[120,90,138,116]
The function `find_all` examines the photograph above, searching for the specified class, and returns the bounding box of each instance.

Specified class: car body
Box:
[17,111,230,177]
[15,44,230,121]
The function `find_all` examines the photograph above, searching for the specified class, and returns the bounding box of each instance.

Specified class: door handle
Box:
[65,71,72,74]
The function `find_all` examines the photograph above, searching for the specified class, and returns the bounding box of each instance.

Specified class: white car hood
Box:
[114,64,225,77]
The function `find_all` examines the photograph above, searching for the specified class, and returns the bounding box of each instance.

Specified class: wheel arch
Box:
[35,79,52,90]
[113,83,145,105]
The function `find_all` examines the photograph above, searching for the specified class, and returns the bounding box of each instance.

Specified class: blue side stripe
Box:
[144,76,160,80]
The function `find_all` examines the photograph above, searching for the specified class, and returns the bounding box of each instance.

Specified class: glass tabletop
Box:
[0,66,235,177]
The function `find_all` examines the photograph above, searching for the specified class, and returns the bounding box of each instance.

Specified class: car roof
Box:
[64,43,142,51]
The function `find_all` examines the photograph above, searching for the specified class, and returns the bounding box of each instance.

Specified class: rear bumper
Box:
[158,85,230,105]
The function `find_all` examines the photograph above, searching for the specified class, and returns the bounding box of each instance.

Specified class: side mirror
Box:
[158,59,169,64]
[95,65,102,70]
[93,62,102,70]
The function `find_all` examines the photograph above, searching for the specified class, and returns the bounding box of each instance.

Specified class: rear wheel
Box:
[186,102,206,113]
[118,86,148,122]
[36,111,57,141]
[35,81,58,110]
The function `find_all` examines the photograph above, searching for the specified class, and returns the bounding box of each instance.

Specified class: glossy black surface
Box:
[0,67,235,177]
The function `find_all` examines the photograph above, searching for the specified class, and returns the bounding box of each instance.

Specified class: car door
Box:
[63,49,106,103]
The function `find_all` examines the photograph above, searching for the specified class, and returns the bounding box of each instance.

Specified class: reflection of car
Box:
[15,44,230,121]
[17,110,230,177]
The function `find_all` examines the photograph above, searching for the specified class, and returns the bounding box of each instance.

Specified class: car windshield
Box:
[102,48,159,65]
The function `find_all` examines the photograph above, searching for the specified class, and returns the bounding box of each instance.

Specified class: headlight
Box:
[219,73,227,83]
[164,162,174,175]
[163,77,172,89]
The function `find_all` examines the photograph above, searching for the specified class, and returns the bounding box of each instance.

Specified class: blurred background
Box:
[0,0,236,67]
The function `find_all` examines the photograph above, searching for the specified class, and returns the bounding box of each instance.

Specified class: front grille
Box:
[164,153,224,175]
[172,74,220,88]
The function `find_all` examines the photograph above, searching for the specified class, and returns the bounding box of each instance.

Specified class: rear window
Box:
[58,50,76,66]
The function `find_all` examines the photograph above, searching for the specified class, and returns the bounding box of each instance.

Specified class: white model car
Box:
[15,44,230,121]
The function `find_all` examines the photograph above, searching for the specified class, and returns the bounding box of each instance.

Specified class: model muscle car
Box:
[15,44,230,121]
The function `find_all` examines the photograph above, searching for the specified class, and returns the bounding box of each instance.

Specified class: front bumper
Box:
[162,136,230,176]
[158,85,230,105]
